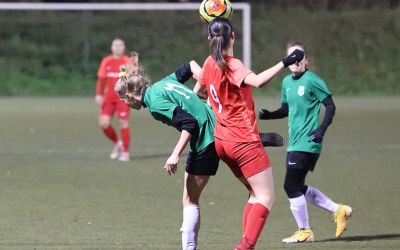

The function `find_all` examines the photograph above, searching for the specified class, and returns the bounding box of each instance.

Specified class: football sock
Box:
[242,203,254,235]
[102,125,118,144]
[289,195,310,229]
[120,127,130,152]
[305,186,339,213]
[181,205,200,250]
[241,203,269,247]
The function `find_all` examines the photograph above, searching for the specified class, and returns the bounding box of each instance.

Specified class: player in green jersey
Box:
[259,42,352,243]
[114,52,217,250]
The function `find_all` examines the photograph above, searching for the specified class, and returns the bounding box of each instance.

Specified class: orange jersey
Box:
[198,56,260,142]
[96,55,132,100]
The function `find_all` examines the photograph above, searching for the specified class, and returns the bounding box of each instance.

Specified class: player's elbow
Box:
[326,101,336,114]
[252,81,263,88]
[245,75,264,88]
[181,119,199,137]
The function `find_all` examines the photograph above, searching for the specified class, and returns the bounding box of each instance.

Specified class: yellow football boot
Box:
[334,204,353,237]
[282,229,314,243]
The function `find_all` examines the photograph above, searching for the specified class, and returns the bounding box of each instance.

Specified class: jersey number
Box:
[210,84,222,113]
[164,82,193,99]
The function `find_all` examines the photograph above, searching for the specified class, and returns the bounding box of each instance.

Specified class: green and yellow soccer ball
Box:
[199,0,233,24]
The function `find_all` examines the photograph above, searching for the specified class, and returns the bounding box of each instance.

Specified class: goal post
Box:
[0,2,252,68]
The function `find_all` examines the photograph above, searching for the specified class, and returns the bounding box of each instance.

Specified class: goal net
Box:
[0,2,251,95]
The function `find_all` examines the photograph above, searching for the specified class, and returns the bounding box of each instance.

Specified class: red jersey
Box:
[198,56,260,142]
[96,55,132,101]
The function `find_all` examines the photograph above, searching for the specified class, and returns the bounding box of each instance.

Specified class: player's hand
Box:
[282,49,304,67]
[259,109,271,120]
[95,95,103,105]
[308,128,324,143]
[164,154,180,175]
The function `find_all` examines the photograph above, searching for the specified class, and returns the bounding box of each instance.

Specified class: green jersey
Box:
[281,70,332,153]
[143,73,216,152]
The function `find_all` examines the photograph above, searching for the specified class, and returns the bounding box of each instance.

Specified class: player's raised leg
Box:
[304,186,339,213]
[181,172,210,250]
[304,186,352,237]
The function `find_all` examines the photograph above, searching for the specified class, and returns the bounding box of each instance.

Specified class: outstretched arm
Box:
[244,62,284,88]
[244,49,304,88]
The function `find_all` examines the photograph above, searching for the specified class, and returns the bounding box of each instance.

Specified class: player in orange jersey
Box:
[195,18,304,250]
[95,38,132,162]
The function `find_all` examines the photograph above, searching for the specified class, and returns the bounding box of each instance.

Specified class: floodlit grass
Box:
[0,96,399,249]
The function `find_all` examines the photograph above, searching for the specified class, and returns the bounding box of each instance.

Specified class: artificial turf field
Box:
[0,96,399,250]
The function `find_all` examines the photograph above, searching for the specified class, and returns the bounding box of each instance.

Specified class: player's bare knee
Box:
[119,119,129,128]
[99,118,110,129]
[256,192,275,209]
[186,191,201,205]
[182,196,199,207]
[182,190,200,207]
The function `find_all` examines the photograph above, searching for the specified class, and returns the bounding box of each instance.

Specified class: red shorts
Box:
[100,98,130,120]
[214,138,271,178]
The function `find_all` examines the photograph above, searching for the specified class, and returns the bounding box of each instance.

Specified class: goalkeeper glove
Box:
[282,49,304,67]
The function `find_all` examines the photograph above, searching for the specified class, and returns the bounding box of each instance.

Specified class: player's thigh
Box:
[183,142,219,205]
[229,141,271,180]
[99,101,116,127]
[246,167,275,210]
[283,167,309,198]
[183,172,210,206]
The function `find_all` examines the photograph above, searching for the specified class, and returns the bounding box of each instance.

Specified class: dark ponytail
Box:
[208,17,234,71]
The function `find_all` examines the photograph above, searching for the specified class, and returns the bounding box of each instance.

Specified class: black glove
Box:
[259,132,285,147]
[259,109,271,120]
[308,128,325,143]
[282,49,304,67]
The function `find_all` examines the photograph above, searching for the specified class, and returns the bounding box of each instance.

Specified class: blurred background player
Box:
[115,52,219,250]
[259,41,352,243]
[194,17,304,250]
[95,38,132,162]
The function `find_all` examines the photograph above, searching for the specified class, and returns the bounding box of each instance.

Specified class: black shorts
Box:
[286,151,320,172]
[186,142,220,176]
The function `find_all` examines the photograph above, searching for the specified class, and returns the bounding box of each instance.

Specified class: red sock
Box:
[121,127,130,152]
[242,203,270,247]
[242,203,254,235]
[102,125,118,144]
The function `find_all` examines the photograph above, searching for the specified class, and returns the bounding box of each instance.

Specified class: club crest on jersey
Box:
[298,86,305,96]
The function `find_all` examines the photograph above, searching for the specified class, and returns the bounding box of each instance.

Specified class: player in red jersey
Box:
[95,38,132,162]
[195,18,304,250]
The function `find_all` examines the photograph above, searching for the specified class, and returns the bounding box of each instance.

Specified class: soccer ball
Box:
[199,0,233,24]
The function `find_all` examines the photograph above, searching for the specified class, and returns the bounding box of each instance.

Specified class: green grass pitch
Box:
[0,96,399,249]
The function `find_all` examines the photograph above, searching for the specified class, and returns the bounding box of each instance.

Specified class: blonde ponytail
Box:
[115,51,151,99]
